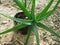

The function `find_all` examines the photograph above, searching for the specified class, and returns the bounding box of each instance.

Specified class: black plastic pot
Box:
[14,12,28,35]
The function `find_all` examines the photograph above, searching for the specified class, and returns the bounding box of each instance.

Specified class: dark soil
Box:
[14,12,28,35]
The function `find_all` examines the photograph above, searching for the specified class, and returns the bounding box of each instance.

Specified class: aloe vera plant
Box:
[0,0,60,45]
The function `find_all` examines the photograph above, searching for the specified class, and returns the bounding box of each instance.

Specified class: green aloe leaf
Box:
[36,0,54,21]
[24,26,32,45]
[33,23,40,45]
[36,0,59,21]
[31,0,35,20]
[0,24,27,35]
[13,0,31,19]
[37,22,60,38]
[0,12,32,25]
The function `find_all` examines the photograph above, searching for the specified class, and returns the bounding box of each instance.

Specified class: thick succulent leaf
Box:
[33,23,40,45]
[36,0,59,21]
[0,24,27,35]
[31,0,35,20]
[13,0,31,19]
[0,12,32,25]
[37,23,60,38]
[36,0,54,21]
[24,26,32,45]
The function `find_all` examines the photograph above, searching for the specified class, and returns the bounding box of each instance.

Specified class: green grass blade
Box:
[27,0,31,10]
[24,26,32,45]
[31,0,35,20]
[37,10,52,21]
[37,22,60,38]
[25,0,27,7]
[0,24,27,35]
[13,0,31,19]
[22,0,25,6]
[33,23,40,45]
[0,12,32,25]
[36,0,54,21]
[15,18,32,25]
[52,1,59,11]
[58,0,60,3]
[36,0,59,21]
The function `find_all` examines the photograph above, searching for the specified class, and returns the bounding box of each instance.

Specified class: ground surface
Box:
[0,0,60,45]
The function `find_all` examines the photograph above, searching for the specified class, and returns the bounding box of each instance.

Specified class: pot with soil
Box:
[13,12,35,45]
[14,12,28,35]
